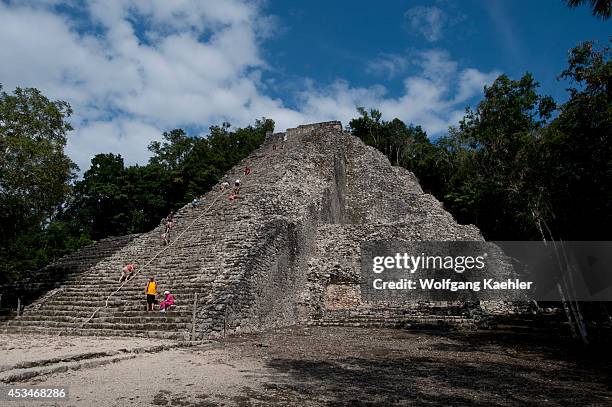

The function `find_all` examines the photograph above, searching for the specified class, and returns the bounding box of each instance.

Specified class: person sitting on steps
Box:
[220,180,230,191]
[159,290,174,313]
[145,277,157,312]
[119,263,135,282]
[161,231,169,246]
[244,166,251,176]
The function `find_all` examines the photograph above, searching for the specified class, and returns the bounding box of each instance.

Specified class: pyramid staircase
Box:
[1,132,300,340]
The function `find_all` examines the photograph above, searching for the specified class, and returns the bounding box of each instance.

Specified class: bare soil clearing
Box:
[1,327,610,406]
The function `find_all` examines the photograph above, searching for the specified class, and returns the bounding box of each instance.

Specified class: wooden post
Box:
[190,293,198,342]
[16,297,21,317]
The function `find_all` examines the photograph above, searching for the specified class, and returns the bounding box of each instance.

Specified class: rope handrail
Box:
[108,191,228,306]
[77,143,277,330]
[78,188,227,328]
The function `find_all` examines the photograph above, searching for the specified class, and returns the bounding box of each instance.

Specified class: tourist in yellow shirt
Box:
[145,277,157,311]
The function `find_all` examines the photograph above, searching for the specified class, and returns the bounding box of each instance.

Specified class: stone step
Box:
[316,315,470,323]
[2,326,190,340]
[313,317,475,324]
[21,308,192,317]
[61,286,211,293]
[26,295,197,303]
[66,276,204,284]
[7,319,192,331]
[13,307,193,319]
[13,314,192,324]
[52,293,202,301]
[21,309,194,318]
[309,318,476,329]
[321,308,469,317]
[28,302,193,311]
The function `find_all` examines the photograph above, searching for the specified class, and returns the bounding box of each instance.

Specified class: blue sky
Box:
[0,0,609,171]
[262,0,609,104]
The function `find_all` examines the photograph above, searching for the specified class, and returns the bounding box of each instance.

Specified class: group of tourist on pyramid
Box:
[113,164,253,313]
[213,165,250,202]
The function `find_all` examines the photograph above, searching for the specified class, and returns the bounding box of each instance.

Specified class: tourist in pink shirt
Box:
[159,290,174,312]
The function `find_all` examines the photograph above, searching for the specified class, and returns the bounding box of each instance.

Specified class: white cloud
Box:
[404,6,446,42]
[0,1,498,173]
[0,0,294,171]
[366,53,409,79]
[301,50,500,135]
[483,1,522,61]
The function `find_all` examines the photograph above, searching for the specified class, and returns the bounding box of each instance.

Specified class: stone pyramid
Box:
[1,121,484,340]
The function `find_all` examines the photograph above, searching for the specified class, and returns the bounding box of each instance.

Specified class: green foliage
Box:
[542,40,612,239]
[148,129,195,171]
[0,85,76,237]
[438,73,557,239]
[0,85,77,282]
[65,153,132,239]
[566,0,611,19]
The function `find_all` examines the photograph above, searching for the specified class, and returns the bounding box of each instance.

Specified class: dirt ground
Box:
[1,327,611,406]
[0,335,178,370]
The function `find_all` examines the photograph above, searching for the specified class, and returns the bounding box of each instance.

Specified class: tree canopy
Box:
[566,0,612,19]
[0,85,77,281]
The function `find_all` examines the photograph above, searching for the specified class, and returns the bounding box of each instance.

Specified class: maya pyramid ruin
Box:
[1,121,494,340]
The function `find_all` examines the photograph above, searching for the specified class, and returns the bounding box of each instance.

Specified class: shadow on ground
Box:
[251,328,612,406]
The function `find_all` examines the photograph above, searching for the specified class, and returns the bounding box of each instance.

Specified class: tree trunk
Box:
[533,212,589,345]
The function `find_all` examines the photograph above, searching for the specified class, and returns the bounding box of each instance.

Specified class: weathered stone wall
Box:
[324,284,361,309]
[285,121,343,139]
[320,152,348,224]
